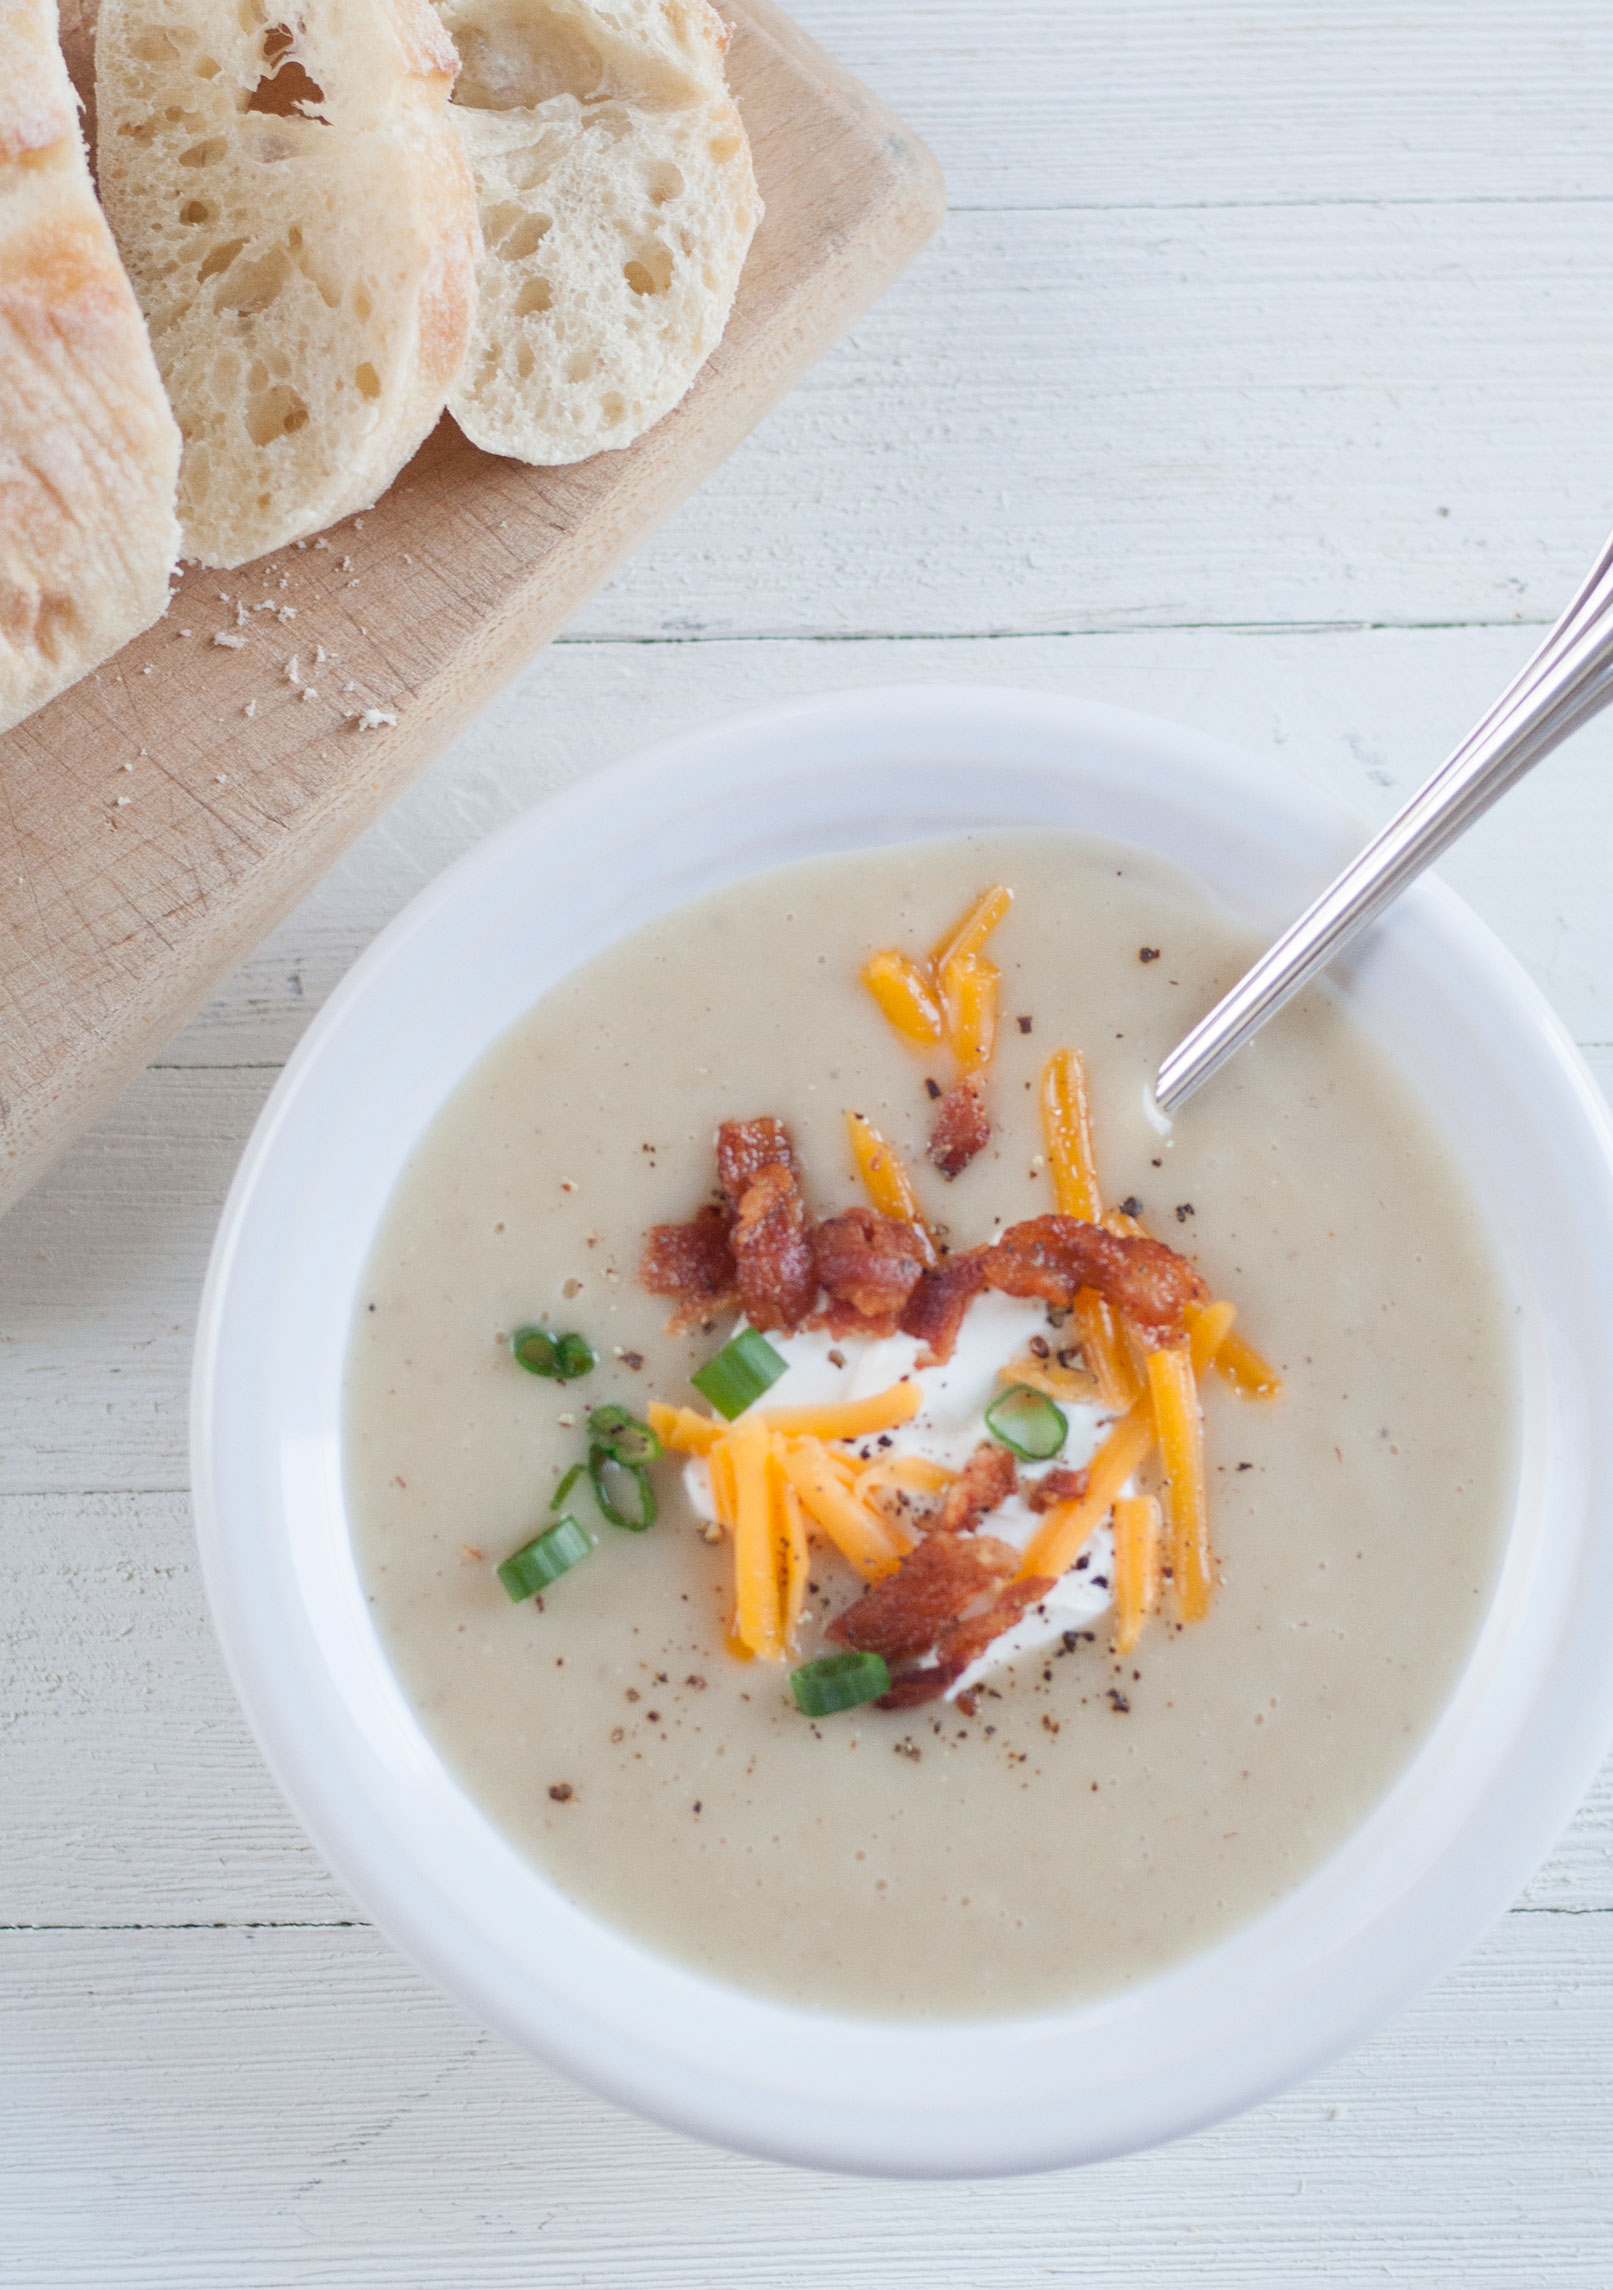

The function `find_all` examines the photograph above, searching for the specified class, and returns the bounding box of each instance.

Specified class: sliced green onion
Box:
[790,1650,891,1717]
[497,1515,594,1601]
[692,1326,788,1420]
[588,1448,657,1532]
[984,1382,1068,1461]
[550,1462,585,1511]
[511,1325,595,1381]
[585,1403,661,1466]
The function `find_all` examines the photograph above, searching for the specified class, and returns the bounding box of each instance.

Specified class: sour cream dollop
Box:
[685,1294,1123,1699]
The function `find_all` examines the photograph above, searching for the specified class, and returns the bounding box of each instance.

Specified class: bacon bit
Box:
[899,1248,990,1363]
[877,1576,1058,1706]
[1026,1465,1090,1514]
[716,1116,796,1200]
[731,1162,816,1331]
[639,1205,737,1330]
[988,1215,1207,1346]
[828,1531,1020,1665]
[937,1442,1017,1534]
[927,1079,991,1178]
[811,1208,929,1333]
[900,1214,1206,1363]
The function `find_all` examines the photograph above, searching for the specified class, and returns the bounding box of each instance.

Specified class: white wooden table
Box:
[6,4,1613,2279]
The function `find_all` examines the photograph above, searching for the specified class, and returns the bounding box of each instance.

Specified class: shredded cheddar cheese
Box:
[1018,1400,1157,1584]
[931,882,1013,972]
[729,1418,783,1658]
[773,1446,811,1652]
[759,1382,921,1440]
[1212,1328,1282,1399]
[1002,1348,1102,1406]
[778,1437,912,1581]
[1111,1493,1162,1656]
[649,1401,722,1455]
[862,884,1013,1085]
[859,949,943,1045]
[844,1111,936,1258]
[940,949,999,1073]
[1147,1344,1212,1624]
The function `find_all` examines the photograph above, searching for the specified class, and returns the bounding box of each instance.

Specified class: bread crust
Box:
[96,0,479,567]
[0,0,181,734]
[440,0,761,465]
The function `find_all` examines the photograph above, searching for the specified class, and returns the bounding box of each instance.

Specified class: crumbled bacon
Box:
[715,1117,796,1201]
[1026,1465,1090,1514]
[828,1531,1019,1665]
[811,1208,929,1336]
[877,1576,1055,1707]
[897,1247,989,1363]
[900,1213,1206,1363]
[937,1441,1017,1534]
[987,1215,1207,1347]
[730,1161,817,1331]
[927,1079,991,1179]
[639,1205,737,1329]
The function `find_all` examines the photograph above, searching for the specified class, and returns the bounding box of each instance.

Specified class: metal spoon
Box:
[1155,523,1613,1113]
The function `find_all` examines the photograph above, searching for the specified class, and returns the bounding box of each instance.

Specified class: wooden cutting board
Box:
[0,0,943,1219]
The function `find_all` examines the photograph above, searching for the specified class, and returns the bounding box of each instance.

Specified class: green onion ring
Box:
[497,1515,595,1601]
[588,1447,657,1532]
[691,1327,788,1420]
[585,1403,662,1465]
[983,1381,1068,1461]
[790,1650,891,1716]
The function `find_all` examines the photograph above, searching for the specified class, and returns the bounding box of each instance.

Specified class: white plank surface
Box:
[5,1,1613,2279]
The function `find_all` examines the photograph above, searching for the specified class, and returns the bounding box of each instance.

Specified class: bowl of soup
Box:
[192,684,1613,2175]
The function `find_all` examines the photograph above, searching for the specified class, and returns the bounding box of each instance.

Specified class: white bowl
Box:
[192,685,1613,2177]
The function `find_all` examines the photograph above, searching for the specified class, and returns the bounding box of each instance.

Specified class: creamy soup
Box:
[344,831,1516,2020]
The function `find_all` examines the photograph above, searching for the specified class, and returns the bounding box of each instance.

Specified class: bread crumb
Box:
[301,686,319,701]
[243,700,256,719]
[121,760,134,771]
[115,795,131,807]
[284,654,301,686]
[353,708,397,730]
[216,773,228,785]
[216,591,230,603]
[345,579,360,588]
[141,663,153,675]
[212,632,247,650]
[178,628,192,637]
[339,556,353,572]
[314,537,332,550]
[277,604,296,623]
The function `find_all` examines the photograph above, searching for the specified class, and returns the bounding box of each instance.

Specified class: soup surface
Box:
[344,831,1516,2019]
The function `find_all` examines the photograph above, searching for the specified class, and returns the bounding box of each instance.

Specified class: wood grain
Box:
[1,1918,1609,2284]
[0,0,944,1224]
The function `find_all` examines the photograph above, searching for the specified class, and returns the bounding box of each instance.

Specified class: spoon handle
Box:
[1155,525,1613,1114]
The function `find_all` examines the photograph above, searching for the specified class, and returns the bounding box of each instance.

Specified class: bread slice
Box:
[95,0,480,567]
[1,0,181,735]
[438,0,760,464]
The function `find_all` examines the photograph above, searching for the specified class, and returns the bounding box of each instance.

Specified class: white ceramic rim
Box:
[192,683,1613,2179]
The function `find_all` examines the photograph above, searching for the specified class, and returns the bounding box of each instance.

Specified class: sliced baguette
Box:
[1,0,181,735]
[96,0,480,567]
[439,0,760,464]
